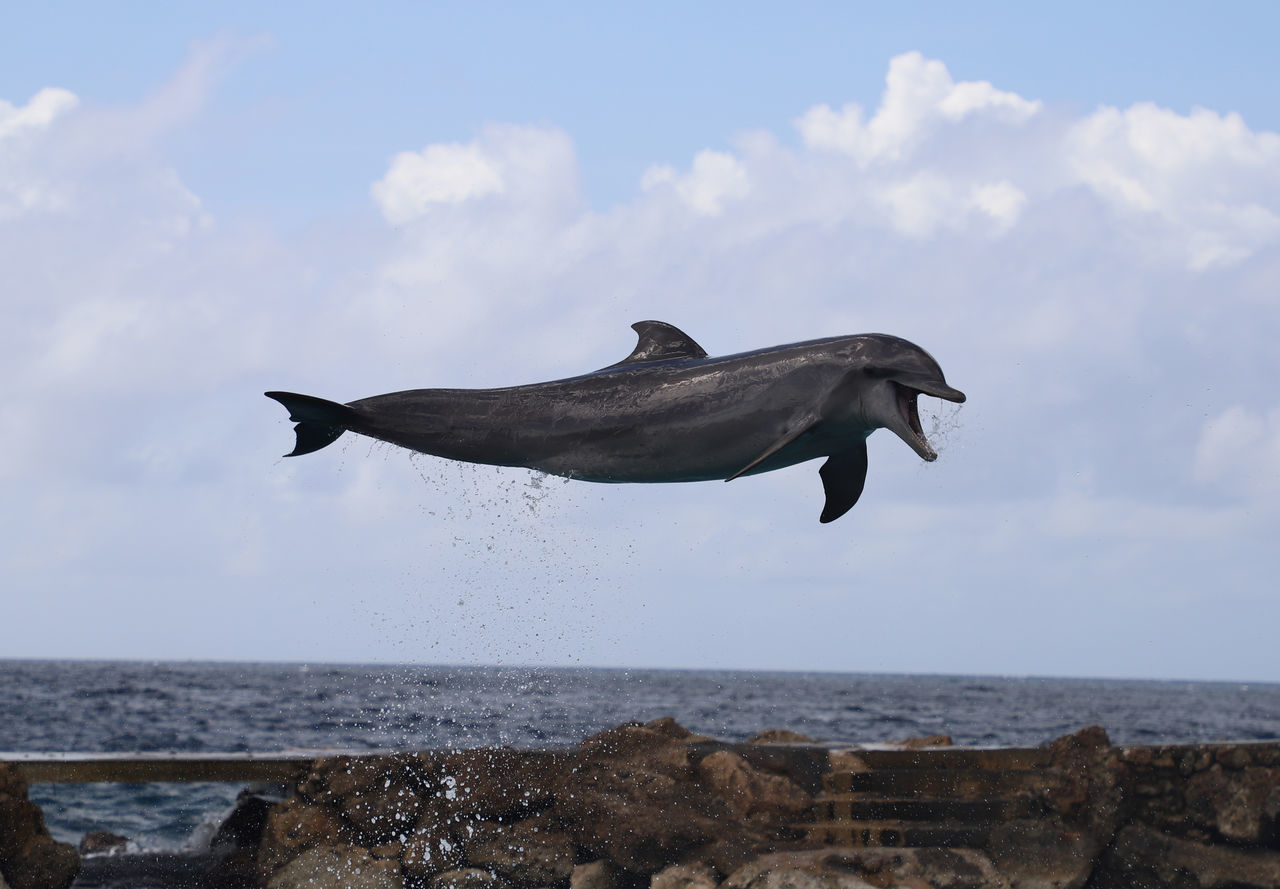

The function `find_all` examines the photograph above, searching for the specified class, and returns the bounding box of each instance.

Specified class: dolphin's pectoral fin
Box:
[725,417,820,481]
[608,320,709,367]
[818,440,869,523]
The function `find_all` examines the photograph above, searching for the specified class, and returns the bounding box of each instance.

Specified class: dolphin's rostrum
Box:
[266,321,965,522]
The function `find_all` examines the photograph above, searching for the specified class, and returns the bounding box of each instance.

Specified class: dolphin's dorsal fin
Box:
[611,320,708,366]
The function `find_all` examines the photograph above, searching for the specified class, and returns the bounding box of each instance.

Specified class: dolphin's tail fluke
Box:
[264,391,356,457]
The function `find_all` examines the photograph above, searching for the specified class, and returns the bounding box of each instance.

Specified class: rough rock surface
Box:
[1184,765,1280,844]
[0,763,79,889]
[428,868,509,889]
[1090,823,1280,888]
[258,797,354,877]
[253,718,812,888]
[697,751,812,823]
[569,860,620,889]
[985,725,1125,889]
[228,721,1280,889]
[724,848,1009,889]
[77,831,129,855]
[463,814,575,884]
[265,843,404,889]
[651,862,723,889]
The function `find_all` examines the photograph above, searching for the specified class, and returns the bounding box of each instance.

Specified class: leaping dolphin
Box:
[266,321,965,522]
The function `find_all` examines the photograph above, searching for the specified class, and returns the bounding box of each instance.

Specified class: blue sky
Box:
[4,3,1279,680]
[6,2,1277,221]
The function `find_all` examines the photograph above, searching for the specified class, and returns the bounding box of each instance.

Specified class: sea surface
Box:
[3,659,1280,854]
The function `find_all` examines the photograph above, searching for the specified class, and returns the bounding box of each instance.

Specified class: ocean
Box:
[3,659,1279,855]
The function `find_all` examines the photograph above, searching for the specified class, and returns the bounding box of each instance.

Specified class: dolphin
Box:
[266,321,965,522]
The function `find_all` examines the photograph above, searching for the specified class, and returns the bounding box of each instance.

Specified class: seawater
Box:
[3,659,1279,851]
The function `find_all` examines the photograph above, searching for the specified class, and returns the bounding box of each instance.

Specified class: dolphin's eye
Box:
[863,366,894,379]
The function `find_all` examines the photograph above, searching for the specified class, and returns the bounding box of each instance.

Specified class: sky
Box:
[3,3,1279,681]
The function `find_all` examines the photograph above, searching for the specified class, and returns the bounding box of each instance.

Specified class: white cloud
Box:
[372,142,505,222]
[969,181,1027,227]
[371,125,580,225]
[641,149,751,216]
[0,87,80,217]
[1066,103,1280,269]
[874,173,1027,237]
[796,51,1041,165]
[0,87,78,140]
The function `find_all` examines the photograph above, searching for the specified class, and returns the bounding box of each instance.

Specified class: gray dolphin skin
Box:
[266,321,965,523]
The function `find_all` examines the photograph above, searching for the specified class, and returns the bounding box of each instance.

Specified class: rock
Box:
[723,853,862,889]
[429,867,509,889]
[890,734,954,749]
[1094,824,1280,888]
[266,843,404,889]
[558,717,815,873]
[697,751,811,823]
[77,832,129,855]
[431,749,566,822]
[826,752,869,775]
[745,730,815,745]
[257,796,353,877]
[1041,726,1125,856]
[986,821,1096,889]
[580,722,697,778]
[556,755,719,872]
[571,860,621,889]
[1184,765,1280,844]
[651,862,719,889]
[212,792,275,852]
[402,822,467,883]
[0,762,80,889]
[464,815,575,885]
[725,849,1008,889]
[308,755,433,843]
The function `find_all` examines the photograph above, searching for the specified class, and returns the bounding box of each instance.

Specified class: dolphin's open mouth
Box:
[895,384,937,462]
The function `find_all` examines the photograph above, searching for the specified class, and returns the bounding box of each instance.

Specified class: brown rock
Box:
[557,757,719,872]
[1094,824,1280,888]
[571,860,621,889]
[826,752,869,775]
[433,749,566,822]
[257,797,353,877]
[309,755,432,843]
[402,823,467,883]
[891,734,954,749]
[429,867,510,889]
[1044,725,1125,824]
[696,752,811,824]
[724,849,1008,889]
[1185,765,1280,845]
[0,840,80,889]
[266,843,404,889]
[746,730,816,745]
[0,762,80,889]
[651,862,719,889]
[464,815,575,885]
[581,721,694,770]
[987,820,1096,889]
[77,832,129,856]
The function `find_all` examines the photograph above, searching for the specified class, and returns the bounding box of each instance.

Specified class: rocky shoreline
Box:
[4,719,1280,889]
